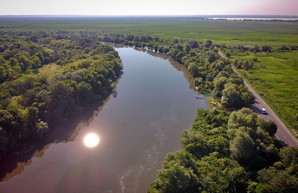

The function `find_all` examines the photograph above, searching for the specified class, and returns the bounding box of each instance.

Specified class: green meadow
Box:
[1,16,298,131]
[232,50,298,132]
[1,17,298,46]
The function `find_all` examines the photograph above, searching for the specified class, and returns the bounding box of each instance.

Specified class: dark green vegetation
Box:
[0,31,122,159]
[226,45,298,132]
[149,108,298,193]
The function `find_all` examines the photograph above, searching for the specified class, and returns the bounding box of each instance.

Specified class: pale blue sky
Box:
[0,0,297,15]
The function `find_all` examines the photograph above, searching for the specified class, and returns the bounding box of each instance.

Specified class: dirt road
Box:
[218,50,298,147]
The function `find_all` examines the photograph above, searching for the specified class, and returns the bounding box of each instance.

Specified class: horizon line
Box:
[0,14,298,17]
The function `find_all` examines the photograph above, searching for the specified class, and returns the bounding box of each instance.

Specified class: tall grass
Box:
[235,50,298,131]
[1,17,298,46]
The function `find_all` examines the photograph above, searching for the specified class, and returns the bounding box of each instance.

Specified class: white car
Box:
[261,108,267,114]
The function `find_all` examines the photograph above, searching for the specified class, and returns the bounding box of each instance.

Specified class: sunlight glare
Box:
[83,133,100,148]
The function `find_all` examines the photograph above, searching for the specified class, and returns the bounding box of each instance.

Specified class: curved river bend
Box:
[0,48,208,193]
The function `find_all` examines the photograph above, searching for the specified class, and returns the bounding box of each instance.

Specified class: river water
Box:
[0,47,208,193]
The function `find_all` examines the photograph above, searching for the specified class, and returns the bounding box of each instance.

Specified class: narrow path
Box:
[218,50,298,147]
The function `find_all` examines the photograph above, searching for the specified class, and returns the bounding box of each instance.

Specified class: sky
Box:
[0,0,297,16]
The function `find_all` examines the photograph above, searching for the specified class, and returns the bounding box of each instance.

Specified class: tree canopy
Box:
[0,31,122,159]
[149,108,296,192]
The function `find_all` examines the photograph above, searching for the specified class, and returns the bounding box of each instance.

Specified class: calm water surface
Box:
[0,48,208,193]
[210,17,298,21]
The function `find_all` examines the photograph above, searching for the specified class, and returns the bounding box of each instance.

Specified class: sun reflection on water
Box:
[83,133,100,148]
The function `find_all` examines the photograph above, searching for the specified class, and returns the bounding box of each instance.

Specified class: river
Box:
[0,47,208,193]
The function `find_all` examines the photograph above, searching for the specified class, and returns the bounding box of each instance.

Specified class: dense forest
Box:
[0,31,123,160]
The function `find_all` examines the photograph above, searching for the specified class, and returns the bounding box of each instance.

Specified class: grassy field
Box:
[231,50,298,132]
[1,16,297,131]
[1,17,298,46]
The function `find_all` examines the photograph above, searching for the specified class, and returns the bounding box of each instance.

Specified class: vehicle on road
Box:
[261,108,267,114]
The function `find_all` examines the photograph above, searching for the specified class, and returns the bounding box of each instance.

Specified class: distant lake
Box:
[0,47,208,193]
[209,17,298,21]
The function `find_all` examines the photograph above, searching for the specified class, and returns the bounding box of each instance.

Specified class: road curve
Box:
[218,50,298,147]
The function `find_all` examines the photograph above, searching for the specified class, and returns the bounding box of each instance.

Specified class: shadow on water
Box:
[145,50,197,91]
[0,92,117,182]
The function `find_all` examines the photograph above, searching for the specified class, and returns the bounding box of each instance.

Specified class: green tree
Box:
[49,81,76,119]
[230,129,256,160]
[188,63,199,77]
[214,76,228,93]
[221,83,241,108]
[150,151,200,193]
[189,40,199,48]
[175,51,185,63]
[228,108,257,130]
[261,45,272,52]
[197,152,248,193]
[258,119,278,136]
[9,57,19,66]
[150,163,199,193]
[31,55,42,69]
[205,40,213,48]
[18,55,32,72]
[241,91,255,107]
[228,108,278,169]
[279,147,298,176]
[77,81,93,103]
[185,45,191,54]
[0,66,7,83]
[257,167,298,193]
[207,52,216,63]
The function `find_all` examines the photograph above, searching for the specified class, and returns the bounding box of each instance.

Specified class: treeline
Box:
[222,44,298,54]
[149,108,298,192]
[0,31,123,159]
[99,33,254,109]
